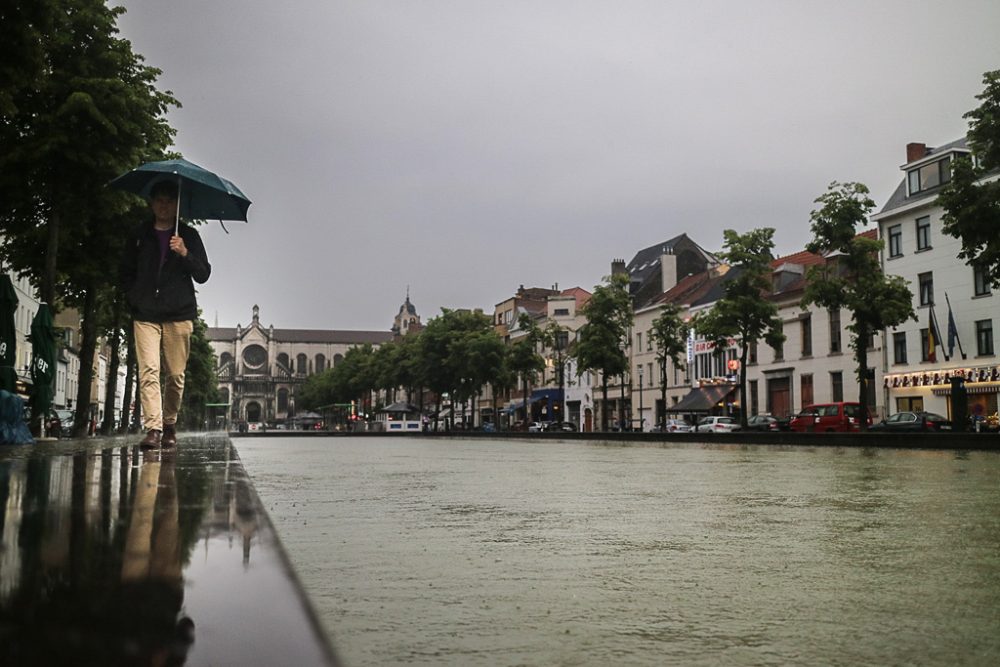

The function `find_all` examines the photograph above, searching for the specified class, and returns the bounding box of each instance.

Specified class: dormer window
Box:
[907,156,952,195]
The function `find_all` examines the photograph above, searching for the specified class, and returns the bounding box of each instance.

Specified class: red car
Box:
[789,402,872,433]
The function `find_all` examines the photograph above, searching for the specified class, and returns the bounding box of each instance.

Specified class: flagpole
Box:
[944,292,967,360]
[929,302,947,362]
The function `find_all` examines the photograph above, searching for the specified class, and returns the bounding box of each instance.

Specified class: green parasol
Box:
[29,304,57,422]
[0,274,17,393]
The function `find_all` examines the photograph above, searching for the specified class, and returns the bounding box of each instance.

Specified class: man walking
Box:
[120,180,211,448]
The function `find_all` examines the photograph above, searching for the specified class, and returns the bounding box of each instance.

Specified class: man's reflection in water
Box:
[118,448,194,666]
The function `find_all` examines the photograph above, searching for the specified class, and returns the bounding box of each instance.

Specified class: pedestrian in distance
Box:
[119,180,211,449]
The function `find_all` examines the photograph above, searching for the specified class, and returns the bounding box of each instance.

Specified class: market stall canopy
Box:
[670,385,737,413]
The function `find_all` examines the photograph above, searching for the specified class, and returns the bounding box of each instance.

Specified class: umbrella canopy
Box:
[29,304,57,421]
[0,275,17,394]
[109,158,251,224]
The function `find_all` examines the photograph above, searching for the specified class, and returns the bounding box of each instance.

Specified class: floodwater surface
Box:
[234,436,1000,667]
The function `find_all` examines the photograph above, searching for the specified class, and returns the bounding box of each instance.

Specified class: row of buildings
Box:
[207,137,997,430]
[6,135,994,432]
[2,272,122,430]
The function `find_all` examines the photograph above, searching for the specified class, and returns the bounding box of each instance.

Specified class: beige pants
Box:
[134,319,193,432]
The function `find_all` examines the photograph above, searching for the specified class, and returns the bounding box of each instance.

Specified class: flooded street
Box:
[234,436,1000,667]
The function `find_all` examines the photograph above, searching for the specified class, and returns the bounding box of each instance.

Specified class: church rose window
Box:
[242,344,268,369]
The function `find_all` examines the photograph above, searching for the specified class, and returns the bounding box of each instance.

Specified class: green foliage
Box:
[648,303,688,427]
[180,313,220,430]
[939,69,1000,288]
[803,181,915,428]
[694,228,784,427]
[573,273,632,430]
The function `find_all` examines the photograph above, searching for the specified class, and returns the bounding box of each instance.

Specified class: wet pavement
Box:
[0,434,339,667]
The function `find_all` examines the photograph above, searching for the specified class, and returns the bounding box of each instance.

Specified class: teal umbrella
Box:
[109,158,252,233]
[29,304,57,424]
[0,275,16,394]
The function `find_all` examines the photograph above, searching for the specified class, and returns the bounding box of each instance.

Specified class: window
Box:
[893,332,907,364]
[801,374,814,407]
[646,330,652,351]
[915,216,931,251]
[888,225,902,258]
[920,329,932,362]
[974,265,992,297]
[749,341,758,365]
[976,320,994,356]
[296,353,308,374]
[800,315,812,357]
[636,332,642,350]
[896,396,924,412]
[831,371,843,402]
[749,380,759,416]
[829,309,842,354]
[315,354,326,373]
[647,363,654,387]
[918,272,934,306]
[907,156,952,195]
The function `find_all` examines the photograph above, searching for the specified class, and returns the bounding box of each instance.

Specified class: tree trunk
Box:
[601,376,609,431]
[119,323,136,433]
[41,210,59,306]
[100,299,123,434]
[856,323,870,432]
[738,343,749,428]
[72,285,99,438]
[659,359,667,429]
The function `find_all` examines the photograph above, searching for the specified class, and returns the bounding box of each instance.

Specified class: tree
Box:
[694,229,784,429]
[507,314,546,428]
[648,303,688,429]
[179,314,220,431]
[573,273,632,431]
[802,182,915,431]
[1,1,178,436]
[939,69,1000,288]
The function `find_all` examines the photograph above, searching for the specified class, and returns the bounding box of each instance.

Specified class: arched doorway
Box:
[246,401,262,423]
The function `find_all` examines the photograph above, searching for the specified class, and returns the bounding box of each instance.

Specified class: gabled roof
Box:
[625,234,687,282]
[651,266,730,309]
[559,286,591,308]
[878,137,971,215]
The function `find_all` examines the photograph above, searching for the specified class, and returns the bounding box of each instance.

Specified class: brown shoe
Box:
[140,429,162,449]
[161,424,177,448]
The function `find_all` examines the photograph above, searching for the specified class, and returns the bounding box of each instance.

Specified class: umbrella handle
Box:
[175,176,181,235]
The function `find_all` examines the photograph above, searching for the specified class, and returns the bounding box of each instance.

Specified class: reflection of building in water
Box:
[207,304,395,426]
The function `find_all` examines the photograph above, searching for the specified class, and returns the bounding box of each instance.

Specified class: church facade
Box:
[207,305,396,426]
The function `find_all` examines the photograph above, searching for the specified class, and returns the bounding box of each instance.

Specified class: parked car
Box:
[652,418,692,433]
[693,416,740,433]
[527,421,545,432]
[870,411,952,432]
[788,402,871,433]
[744,414,782,432]
[543,421,578,432]
[47,409,75,437]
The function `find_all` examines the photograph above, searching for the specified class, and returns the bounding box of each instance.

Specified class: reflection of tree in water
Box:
[0,444,215,665]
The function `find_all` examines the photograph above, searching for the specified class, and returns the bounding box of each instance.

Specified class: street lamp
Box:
[637,366,644,432]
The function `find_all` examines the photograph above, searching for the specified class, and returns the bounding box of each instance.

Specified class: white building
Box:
[207,305,394,426]
[872,139,999,421]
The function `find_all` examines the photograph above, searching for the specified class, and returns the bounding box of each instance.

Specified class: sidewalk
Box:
[0,433,340,666]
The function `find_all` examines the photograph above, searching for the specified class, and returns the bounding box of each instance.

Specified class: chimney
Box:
[611,258,627,276]
[906,142,927,163]
[660,252,678,292]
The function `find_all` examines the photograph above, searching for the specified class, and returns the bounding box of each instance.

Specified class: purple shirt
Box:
[155,228,173,267]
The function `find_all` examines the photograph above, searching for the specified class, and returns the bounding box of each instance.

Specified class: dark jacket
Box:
[119,220,211,323]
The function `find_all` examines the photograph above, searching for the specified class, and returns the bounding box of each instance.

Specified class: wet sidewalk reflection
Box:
[0,435,338,666]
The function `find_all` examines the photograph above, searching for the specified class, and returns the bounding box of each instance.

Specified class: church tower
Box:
[391,289,421,338]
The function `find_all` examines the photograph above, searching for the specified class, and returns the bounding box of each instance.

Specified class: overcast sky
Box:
[115,0,1000,332]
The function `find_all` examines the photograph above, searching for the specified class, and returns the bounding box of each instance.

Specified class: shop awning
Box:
[932,383,1000,396]
[669,385,737,413]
